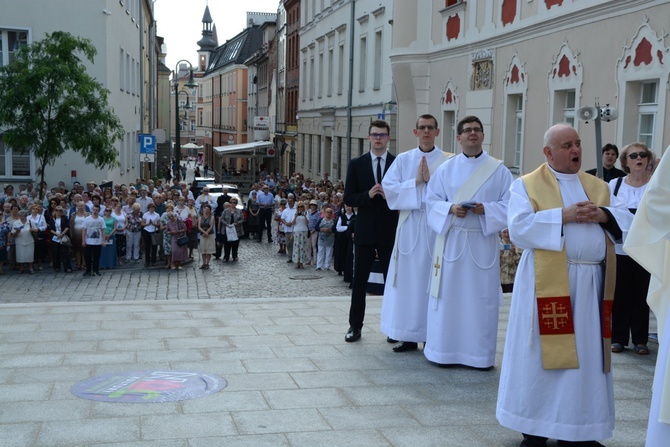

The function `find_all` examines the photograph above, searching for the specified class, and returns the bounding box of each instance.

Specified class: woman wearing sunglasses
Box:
[608,142,653,356]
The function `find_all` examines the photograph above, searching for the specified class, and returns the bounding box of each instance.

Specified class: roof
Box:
[213,141,273,157]
[205,26,264,73]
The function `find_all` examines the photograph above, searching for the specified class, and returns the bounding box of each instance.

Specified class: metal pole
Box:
[175,81,180,178]
[594,101,603,179]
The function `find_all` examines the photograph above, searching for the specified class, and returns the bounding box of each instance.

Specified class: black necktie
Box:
[376,156,382,184]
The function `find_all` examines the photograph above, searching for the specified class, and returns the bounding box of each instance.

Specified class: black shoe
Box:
[287,259,293,263]
[268,239,273,243]
[393,341,418,352]
[557,441,605,447]
[345,327,361,342]
[387,337,398,343]
[83,272,91,277]
[520,434,548,447]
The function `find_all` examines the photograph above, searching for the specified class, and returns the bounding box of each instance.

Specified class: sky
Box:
[154,0,280,73]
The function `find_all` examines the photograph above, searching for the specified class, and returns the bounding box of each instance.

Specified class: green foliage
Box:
[0,31,124,198]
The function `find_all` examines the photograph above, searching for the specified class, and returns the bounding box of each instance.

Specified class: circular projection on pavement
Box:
[71,370,227,403]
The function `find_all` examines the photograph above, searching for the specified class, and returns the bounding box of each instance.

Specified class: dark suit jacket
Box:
[344,152,398,247]
[586,166,625,183]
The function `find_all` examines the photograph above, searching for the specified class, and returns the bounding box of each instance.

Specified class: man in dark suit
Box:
[586,143,625,182]
[343,119,399,342]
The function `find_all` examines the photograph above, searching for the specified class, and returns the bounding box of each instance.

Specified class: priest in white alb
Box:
[496,124,632,447]
[425,115,513,369]
[380,114,452,353]
[623,147,670,447]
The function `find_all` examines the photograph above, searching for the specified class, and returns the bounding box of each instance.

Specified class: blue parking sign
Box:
[140,134,156,154]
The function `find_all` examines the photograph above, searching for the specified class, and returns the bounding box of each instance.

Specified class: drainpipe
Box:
[346,0,356,163]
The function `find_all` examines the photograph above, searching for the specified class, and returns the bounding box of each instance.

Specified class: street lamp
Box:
[173,60,198,176]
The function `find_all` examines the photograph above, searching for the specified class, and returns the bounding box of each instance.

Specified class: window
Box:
[337,43,345,95]
[503,93,524,173]
[638,81,658,148]
[327,47,333,97]
[126,53,130,93]
[119,49,125,91]
[318,50,323,98]
[358,36,367,92]
[308,135,313,170]
[373,31,382,90]
[441,111,456,153]
[0,29,28,67]
[513,95,524,169]
[552,89,576,126]
[302,57,307,100]
[309,57,315,100]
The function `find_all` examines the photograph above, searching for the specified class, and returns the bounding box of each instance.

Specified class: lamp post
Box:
[173,60,198,177]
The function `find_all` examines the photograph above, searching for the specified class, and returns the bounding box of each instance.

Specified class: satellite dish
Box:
[577,106,599,122]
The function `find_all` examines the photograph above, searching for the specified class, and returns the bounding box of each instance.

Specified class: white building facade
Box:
[390,0,670,174]
[297,0,395,182]
[1,0,155,189]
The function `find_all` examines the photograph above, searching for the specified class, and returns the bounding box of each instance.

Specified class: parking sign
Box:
[140,134,156,162]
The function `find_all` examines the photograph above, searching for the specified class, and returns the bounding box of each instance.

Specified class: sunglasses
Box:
[628,152,649,160]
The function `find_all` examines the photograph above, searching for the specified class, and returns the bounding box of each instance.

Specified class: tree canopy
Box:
[0,31,123,199]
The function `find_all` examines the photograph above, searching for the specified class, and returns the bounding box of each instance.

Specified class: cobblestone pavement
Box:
[0,238,352,303]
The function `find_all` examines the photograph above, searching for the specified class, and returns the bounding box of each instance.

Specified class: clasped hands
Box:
[563,201,608,224]
[450,202,485,217]
[369,183,386,199]
[416,156,430,185]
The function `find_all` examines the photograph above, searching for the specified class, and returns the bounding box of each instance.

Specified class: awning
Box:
[213,141,273,157]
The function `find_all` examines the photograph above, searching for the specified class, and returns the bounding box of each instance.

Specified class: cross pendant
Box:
[434,257,441,276]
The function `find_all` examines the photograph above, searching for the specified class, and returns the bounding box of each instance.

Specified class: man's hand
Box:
[416,156,430,185]
[368,184,386,199]
[563,201,607,224]
[450,204,468,218]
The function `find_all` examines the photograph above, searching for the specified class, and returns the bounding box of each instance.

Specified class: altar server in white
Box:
[380,114,452,352]
[497,124,631,447]
[623,147,670,447]
[425,115,512,369]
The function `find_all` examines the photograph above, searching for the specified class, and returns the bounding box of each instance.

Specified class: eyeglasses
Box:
[628,152,649,160]
[459,127,483,135]
[417,125,436,130]
[369,133,389,139]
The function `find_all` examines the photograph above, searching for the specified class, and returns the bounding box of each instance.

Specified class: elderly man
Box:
[496,124,632,447]
[195,186,216,215]
[280,194,298,261]
[135,187,153,213]
[256,184,274,243]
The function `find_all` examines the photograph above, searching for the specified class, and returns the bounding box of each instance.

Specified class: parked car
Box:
[191,177,216,197]
[206,184,242,210]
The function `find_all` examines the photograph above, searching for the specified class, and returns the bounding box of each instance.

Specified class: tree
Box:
[0,31,123,199]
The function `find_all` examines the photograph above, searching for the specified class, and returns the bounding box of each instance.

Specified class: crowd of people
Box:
[0,166,360,281]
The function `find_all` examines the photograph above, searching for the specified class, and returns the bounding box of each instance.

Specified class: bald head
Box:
[543,124,582,174]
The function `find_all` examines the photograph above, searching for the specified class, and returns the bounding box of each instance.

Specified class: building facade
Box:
[297,0,395,182]
[1,0,158,188]
[390,0,670,174]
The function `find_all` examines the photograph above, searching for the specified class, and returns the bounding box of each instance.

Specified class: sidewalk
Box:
[0,295,654,446]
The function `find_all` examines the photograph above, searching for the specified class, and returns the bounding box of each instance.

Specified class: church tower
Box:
[196,5,217,71]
